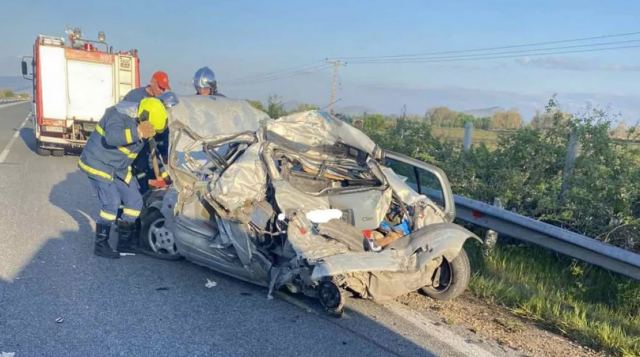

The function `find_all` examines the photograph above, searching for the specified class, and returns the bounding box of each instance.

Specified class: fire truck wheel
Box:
[36,146,51,156]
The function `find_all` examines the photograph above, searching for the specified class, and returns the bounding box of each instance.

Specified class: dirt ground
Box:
[396,292,606,357]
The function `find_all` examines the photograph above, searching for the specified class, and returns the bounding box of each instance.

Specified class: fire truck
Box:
[21,28,140,156]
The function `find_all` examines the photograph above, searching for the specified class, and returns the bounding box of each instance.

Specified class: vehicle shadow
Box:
[0,170,440,356]
[19,126,37,154]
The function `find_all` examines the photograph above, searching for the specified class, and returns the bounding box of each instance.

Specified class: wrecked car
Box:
[138,95,480,315]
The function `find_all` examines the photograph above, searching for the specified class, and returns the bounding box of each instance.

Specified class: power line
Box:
[227,63,332,84]
[333,30,640,61]
[224,31,640,86]
[227,62,327,83]
[347,39,640,63]
[346,44,640,64]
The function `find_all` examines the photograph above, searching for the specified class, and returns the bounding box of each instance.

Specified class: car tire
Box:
[139,207,182,261]
[36,146,51,156]
[419,248,471,301]
[318,280,345,317]
[52,149,64,157]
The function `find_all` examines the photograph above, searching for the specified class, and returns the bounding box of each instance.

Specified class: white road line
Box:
[384,301,496,357]
[0,101,28,109]
[0,113,31,163]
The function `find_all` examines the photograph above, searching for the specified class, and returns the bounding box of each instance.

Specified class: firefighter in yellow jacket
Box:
[78,98,168,258]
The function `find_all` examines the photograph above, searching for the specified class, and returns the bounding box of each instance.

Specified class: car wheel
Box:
[51,149,64,157]
[139,207,182,261]
[36,145,51,156]
[318,280,344,317]
[420,248,471,301]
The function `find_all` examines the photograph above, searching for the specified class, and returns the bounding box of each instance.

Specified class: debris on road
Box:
[155,287,170,291]
[119,252,136,257]
[55,317,64,323]
[1,352,16,357]
[205,279,217,288]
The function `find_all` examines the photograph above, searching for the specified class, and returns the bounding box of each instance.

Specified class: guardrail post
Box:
[463,122,473,152]
[483,197,503,256]
[483,230,498,256]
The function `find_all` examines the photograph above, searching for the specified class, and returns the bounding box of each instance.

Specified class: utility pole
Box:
[327,60,344,114]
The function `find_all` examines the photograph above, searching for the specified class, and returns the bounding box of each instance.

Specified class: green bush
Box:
[362,97,640,355]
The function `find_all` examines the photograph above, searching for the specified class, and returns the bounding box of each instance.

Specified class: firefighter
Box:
[122,71,174,194]
[123,70,171,102]
[128,91,177,194]
[193,67,224,96]
[78,98,168,259]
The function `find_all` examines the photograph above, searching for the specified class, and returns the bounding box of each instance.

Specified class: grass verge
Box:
[466,242,640,356]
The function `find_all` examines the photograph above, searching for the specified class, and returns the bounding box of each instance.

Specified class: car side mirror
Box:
[21,61,28,76]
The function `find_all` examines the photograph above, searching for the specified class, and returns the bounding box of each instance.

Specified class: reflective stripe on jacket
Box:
[78,106,144,182]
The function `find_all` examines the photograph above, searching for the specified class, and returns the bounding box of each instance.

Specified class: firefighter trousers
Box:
[88,176,143,225]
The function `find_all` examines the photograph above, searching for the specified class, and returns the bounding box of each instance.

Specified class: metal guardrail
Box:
[0,99,28,105]
[451,194,640,281]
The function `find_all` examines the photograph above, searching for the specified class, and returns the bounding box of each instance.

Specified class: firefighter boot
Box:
[116,221,138,253]
[94,223,120,259]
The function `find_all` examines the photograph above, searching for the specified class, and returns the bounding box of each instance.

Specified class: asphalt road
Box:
[0,103,506,357]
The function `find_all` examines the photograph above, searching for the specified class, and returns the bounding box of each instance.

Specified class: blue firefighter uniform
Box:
[80,97,167,259]
[78,106,145,225]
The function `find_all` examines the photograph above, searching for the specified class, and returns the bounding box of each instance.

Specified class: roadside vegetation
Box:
[357,97,640,356]
[0,88,29,100]
[250,95,640,355]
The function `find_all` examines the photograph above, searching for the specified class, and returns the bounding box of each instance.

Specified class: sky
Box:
[1,0,640,121]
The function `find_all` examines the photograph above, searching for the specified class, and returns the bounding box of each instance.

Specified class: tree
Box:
[362,114,387,133]
[246,99,265,112]
[266,95,287,119]
[292,103,319,113]
[610,122,628,140]
[490,110,522,129]
[425,106,458,127]
[476,117,492,130]
[531,95,571,130]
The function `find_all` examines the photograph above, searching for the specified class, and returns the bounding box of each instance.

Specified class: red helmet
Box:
[151,71,170,90]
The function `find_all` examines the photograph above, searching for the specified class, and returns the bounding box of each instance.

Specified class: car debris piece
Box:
[119,252,136,257]
[205,279,217,288]
[55,317,64,323]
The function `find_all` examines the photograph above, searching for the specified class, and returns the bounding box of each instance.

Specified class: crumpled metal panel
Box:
[209,143,266,212]
[265,111,379,157]
[328,187,392,230]
[169,95,270,154]
[169,95,270,137]
[285,214,350,261]
[272,179,330,214]
[311,250,414,280]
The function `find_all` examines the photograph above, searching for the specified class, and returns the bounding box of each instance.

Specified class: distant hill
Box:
[462,106,505,118]
[0,76,31,93]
